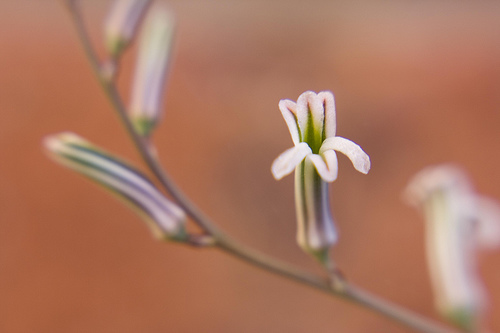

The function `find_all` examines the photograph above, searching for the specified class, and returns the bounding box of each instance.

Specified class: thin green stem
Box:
[342,286,459,333]
[64,0,223,240]
[63,2,462,333]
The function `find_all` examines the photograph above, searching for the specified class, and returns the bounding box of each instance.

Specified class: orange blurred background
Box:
[1,1,500,332]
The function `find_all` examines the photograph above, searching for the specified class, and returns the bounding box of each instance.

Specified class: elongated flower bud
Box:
[104,0,152,58]
[129,6,175,137]
[295,156,337,262]
[44,132,186,241]
[405,165,500,330]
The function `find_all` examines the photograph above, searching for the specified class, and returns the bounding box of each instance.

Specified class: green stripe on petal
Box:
[44,132,186,240]
[129,6,175,137]
[295,156,338,264]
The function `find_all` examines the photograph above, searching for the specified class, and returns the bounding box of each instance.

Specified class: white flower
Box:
[271,91,370,182]
[405,164,500,329]
[44,132,186,240]
[271,91,370,261]
[129,6,175,137]
[104,0,152,58]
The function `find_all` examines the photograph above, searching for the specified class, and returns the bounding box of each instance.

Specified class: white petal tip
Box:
[323,175,338,183]
[320,136,370,177]
[355,156,371,174]
[404,164,472,206]
[43,135,59,152]
[271,143,312,181]
[316,173,337,183]
[271,161,293,180]
[278,99,295,110]
[43,132,85,153]
[308,153,338,183]
[271,158,295,180]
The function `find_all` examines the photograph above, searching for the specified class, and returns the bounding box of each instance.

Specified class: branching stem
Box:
[63,2,462,333]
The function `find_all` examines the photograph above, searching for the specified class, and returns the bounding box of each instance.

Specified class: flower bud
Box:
[44,132,186,240]
[405,164,500,330]
[295,156,338,263]
[104,0,152,58]
[129,6,175,137]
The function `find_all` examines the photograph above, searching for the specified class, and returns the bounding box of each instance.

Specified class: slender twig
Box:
[62,2,462,333]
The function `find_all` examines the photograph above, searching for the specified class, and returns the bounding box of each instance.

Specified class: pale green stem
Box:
[63,2,463,333]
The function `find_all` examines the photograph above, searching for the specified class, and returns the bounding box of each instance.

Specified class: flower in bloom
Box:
[271,91,370,262]
[129,5,175,137]
[44,132,186,241]
[104,0,152,58]
[405,164,500,330]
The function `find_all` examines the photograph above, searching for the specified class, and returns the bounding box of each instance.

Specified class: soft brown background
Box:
[1,1,500,332]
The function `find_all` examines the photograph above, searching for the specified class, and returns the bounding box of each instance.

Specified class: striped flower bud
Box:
[44,132,186,241]
[271,91,370,264]
[104,0,152,58]
[129,6,175,137]
[405,164,500,330]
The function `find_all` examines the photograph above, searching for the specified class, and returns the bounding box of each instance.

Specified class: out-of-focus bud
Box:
[405,164,500,330]
[104,0,152,58]
[44,132,186,241]
[129,6,175,137]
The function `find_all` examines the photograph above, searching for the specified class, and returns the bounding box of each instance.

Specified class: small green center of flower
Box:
[300,108,324,154]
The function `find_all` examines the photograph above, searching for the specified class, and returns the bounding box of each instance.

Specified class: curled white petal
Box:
[317,91,336,138]
[271,142,312,180]
[307,151,338,182]
[295,91,315,137]
[321,136,370,174]
[404,164,473,209]
[278,99,300,145]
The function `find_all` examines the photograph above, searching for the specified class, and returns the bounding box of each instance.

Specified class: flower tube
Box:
[44,132,186,241]
[129,6,175,137]
[271,91,370,263]
[405,164,500,330]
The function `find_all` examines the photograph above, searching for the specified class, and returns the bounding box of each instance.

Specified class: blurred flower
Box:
[129,6,175,137]
[271,91,370,262]
[405,164,500,330]
[44,132,186,241]
[104,0,151,58]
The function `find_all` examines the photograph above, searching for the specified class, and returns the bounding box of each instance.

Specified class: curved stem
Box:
[63,3,461,333]
[342,286,459,333]
[65,0,221,237]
